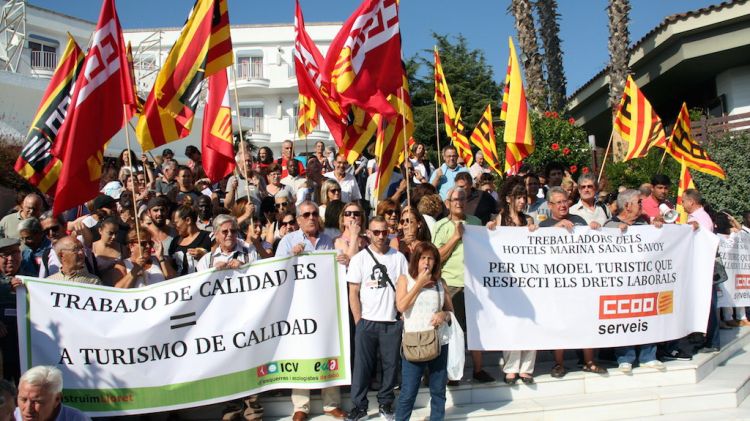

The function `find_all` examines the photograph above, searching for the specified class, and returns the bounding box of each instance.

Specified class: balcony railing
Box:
[30,50,56,71]
[237,60,264,80]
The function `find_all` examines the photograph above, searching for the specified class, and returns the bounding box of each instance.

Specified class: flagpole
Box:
[597,131,614,185]
[434,100,442,167]
[229,63,252,210]
[658,138,670,169]
[122,105,143,248]
[399,90,411,207]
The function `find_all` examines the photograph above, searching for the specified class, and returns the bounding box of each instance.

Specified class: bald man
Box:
[0,193,43,240]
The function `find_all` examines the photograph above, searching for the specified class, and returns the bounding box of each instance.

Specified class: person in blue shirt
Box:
[430,145,469,200]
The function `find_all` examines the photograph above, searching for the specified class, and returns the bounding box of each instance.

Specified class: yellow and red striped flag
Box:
[659,102,725,179]
[136,0,233,151]
[339,106,379,164]
[675,158,695,224]
[14,34,83,193]
[434,48,472,166]
[612,75,667,161]
[375,75,414,200]
[469,105,503,175]
[501,37,534,175]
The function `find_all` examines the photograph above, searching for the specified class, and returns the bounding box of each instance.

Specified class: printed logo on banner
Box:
[256,361,299,377]
[313,358,339,372]
[736,275,750,290]
[598,291,674,319]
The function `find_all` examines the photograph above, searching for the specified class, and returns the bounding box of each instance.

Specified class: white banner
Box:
[717,231,750,307]
[464,225,718,350]
[16,252,350,416]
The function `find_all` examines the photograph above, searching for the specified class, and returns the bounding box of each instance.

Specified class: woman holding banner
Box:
[115,227,175,288]
[395,242,453,421]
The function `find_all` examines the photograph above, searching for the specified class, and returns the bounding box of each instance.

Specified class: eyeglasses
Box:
[579,185,595,190]
[549,200,567,206]
[300,211,319,219]
[399,218,412,225]
[383,209,399,216]
[344,211,362,217]
[329,188,341,194]
[275,202,289,208]
[219,229,239,236]
[370,229,389,237]
[43,225,61,234]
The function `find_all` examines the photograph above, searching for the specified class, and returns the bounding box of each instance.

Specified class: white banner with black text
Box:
[717,231,750,307]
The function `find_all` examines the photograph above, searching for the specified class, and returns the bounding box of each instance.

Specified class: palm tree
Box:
[607,0,631,108]
[510,0,547,111]
[535,0,567,112]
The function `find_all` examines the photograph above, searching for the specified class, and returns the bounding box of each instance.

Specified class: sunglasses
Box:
[370,229,389,237]
[275,202,289,208]
[399,218,412,225]
[43,225,61,234]
[329,188,341,194]
[280,220,296,227]
[383,209,399,216]
[579,185,595,190]
[344,211,362,217]
[300,211,319,219]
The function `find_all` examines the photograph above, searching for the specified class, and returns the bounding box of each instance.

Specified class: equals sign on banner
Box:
[170,312,197,329]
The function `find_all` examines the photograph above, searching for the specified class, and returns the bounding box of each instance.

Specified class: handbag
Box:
[401,283,441,362]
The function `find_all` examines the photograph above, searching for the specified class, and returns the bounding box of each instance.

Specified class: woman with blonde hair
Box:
[319,179,342,221]
[334,201,369,260]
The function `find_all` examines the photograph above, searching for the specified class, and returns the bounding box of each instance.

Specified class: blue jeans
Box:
[396,344,449,421]
[616,344,657,365]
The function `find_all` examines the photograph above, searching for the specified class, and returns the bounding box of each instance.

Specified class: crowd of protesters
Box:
[0,137,747,421]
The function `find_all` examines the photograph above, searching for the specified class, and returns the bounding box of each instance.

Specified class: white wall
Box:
[716,65,750,116]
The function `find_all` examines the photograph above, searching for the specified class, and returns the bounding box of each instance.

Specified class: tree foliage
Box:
[693,133,750,216]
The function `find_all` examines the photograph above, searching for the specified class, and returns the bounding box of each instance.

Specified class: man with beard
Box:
[144,197,176,253]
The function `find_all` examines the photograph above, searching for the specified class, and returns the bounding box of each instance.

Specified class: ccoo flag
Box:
[136,0,233,151]
[51,0,134,215]
[201,68,235,183]
[659,103,725,179]
[14,34,83,193]
[501,37,534,175]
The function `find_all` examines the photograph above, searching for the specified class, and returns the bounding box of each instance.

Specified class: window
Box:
[29,41,56,71]
[238,56,263,79]
[240,106,264,133]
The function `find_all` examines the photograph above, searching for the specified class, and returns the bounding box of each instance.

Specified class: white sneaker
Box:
[641,360,666,370]
[618,362,632,373]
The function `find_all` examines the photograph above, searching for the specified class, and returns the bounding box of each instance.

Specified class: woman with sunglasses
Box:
[319,179,342,222]
[376,199,401,250]
[115,227,175,288]
[169,206,212,276]
[91,217,126,286]
[397,207,431,261]
[334,202,369,260]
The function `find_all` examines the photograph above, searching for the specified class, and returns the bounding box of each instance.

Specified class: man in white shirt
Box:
[15,366,90,421]
[325,154,362,203]
[346,217,408,421]
[569,173,610,226]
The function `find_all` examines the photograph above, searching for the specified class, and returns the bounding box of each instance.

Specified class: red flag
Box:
[51,0,134,215]
[294,0,345,144]
[202,68,235,183]
[324,0,404,120]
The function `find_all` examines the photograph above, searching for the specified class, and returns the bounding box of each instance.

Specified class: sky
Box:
[30,0,721,96]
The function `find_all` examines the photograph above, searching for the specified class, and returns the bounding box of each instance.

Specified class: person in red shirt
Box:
[641,174,672,221]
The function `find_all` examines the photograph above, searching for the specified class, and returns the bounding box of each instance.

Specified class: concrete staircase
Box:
[153,327,750,420]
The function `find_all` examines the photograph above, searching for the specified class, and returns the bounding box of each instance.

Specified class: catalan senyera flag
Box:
[612,75,667,161]
[469,105,502,175]
[339,106,379,164]
[501,37,534,175]
[453,108,473,166]
[325,0,404,121]
[136,0,233,151]
[201,68,235,183]
[51,0,134,215]
[294,0,345,142]
[659,102,725,179]
[375,75,414,200]
[14,34,83,193]
[675,159,696,224]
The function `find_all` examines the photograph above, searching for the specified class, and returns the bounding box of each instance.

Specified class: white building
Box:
[0,0,341,160]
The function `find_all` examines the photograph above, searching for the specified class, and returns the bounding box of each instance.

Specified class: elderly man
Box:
[17,218,50,277]
[276,201,346,421]
[569,173,610,226]
[432,186,494,384]
[0,193,43,240]
[431,145,469,200]
[0,238,22,381]
[540,187,606,378]
[325,154,362,204]
[453,172,496,225]
[46,237,100,285]
[154,158,178,196]
[604,190,666,372]
[346,217,408,421]
[15,366,90,420]
[278,140,306,178]
[468,151,490,182]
